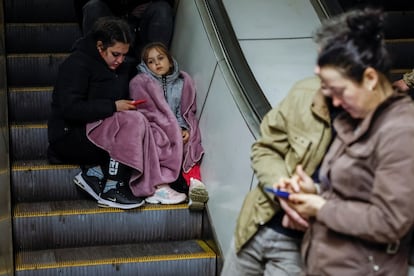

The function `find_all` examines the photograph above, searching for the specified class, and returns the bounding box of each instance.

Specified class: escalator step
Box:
[6,23,81,53]
[15,240,216,276]
[337,0,414,11]
[12,160,80,202]
[384,11,414,39]
[386,39,414,69]
[10,123,48,161]
[8,86,53,122]
[390,69,411,82]
[14,200,202,250]
[7,54,68,87]
[4,0,77,23]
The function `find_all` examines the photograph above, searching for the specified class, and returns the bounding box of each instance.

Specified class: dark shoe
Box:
[97,182,145,209]
[169,173,189,194]
[73,172,104,200]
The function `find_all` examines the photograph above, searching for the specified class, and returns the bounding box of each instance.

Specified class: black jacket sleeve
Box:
[52,53,118,124]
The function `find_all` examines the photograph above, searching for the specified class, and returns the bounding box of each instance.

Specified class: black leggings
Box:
[48,126,109,166]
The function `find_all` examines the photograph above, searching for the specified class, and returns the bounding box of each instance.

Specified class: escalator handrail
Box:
[205,0,272,125]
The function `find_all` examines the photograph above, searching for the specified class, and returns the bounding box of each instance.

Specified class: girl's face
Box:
[98,41,129,70]
[145,48,172,76]
[317,66,379,119]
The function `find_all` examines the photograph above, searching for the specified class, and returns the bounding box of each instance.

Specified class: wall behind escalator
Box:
[223,0,321,107]
[171,0,257,258]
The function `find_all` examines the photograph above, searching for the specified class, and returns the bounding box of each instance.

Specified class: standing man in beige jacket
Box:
[221,76,340,275]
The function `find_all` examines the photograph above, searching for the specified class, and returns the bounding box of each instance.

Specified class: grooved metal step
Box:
[4,0,77,23]
[12,160,80,202]
[386,39,414,70]
[15,239,217,276]
[6,23,81,53]
[10,123,48,161]
[390,69,412,82]
[14,200,202,250]
[8,86,53,122]
[7,53,68,87]
[384,11,414,39]
[337,0,414,11]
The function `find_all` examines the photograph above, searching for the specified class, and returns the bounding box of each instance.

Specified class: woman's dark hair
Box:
[91,16,134,50]
[316,8,392,83]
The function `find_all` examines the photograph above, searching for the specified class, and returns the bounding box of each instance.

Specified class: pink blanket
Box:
[86,71,204,197]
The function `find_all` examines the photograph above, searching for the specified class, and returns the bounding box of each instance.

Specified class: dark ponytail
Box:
[316,8,392,83]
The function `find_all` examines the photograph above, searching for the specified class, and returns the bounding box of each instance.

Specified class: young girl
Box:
[129,42,208,210]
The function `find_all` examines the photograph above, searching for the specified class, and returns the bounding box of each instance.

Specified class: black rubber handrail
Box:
[205,0,271,122]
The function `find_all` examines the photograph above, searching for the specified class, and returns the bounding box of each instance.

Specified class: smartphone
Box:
[264,187,290,199]
[131,99,146,106]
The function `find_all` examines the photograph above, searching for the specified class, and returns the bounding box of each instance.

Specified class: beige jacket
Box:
[403,69,414,88]
[233,77,334,251]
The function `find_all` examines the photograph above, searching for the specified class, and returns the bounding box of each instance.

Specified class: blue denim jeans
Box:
[221,226,303,276]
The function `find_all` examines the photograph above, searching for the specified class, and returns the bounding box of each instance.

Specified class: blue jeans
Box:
[82,0,173,56]
[221,226,303,276]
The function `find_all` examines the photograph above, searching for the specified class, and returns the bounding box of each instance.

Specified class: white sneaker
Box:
[145,184,187,204]
[188,178,209,211]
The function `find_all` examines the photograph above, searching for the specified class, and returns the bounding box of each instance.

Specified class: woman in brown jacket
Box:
[278,9,414,275]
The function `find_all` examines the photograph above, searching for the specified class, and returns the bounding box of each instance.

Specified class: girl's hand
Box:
[288,193,326,218]
[182,129,190,144]
[115,100,137,111]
